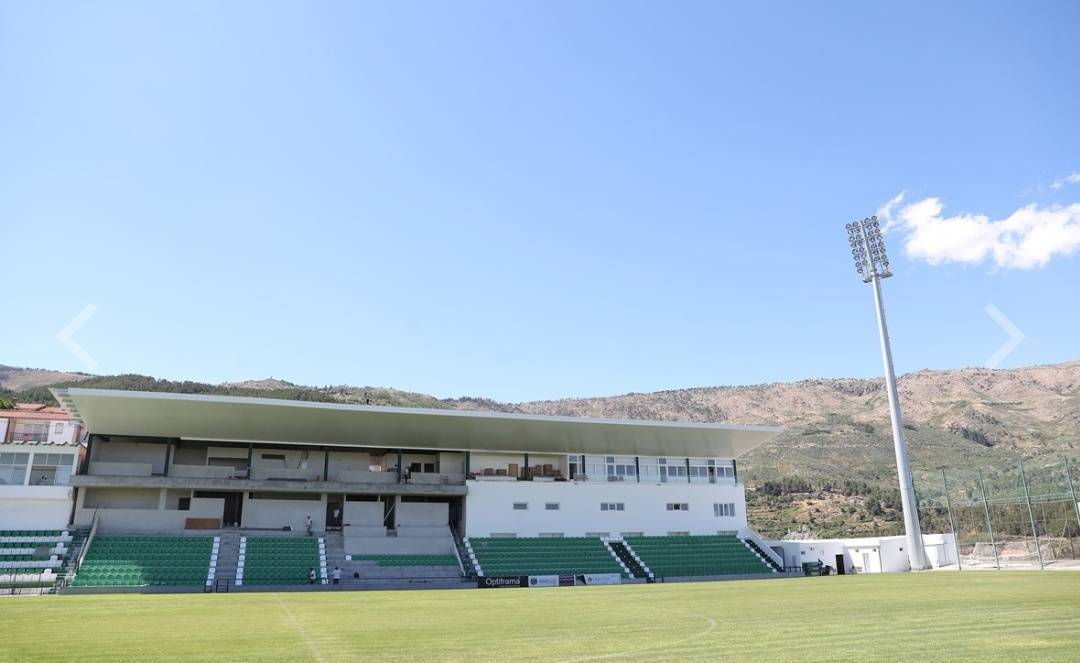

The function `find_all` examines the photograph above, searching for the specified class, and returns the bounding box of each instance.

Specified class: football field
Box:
[2,571,1078,662]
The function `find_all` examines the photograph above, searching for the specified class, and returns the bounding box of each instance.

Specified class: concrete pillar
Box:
[23,452,35,486]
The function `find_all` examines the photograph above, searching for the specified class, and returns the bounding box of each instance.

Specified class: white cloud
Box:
[880,193,1080,269]
[1051,172,1080,190]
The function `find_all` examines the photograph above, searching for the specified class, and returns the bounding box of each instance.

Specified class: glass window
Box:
[513,502,528,510]
[713,503,736,517]
[0,453,29,486]
[545,502,560,511]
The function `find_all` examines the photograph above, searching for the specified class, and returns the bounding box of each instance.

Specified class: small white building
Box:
[0,404,84,530]
[766,532,957,573]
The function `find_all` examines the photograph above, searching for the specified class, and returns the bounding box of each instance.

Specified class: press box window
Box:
[545,503,560,511]
[713,503,736,517]
[600,502,625,511]
[513,502,528,510]
[666,503,690,511]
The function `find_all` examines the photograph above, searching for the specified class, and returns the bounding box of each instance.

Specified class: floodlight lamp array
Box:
[845,216,892,282]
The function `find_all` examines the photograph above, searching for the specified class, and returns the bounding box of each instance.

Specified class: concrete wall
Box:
[464,480,747,538]
[82,487,160,510]
[344,501,383,527]
[438,452,464,474]
[89,461,153,477]
[242,494,326,531]
[76,495,225,530]
[94,440,168,474]
[397,501,448,527]
[0,486,74,529]
[328,450,371,473]
[344,537,454,555]
[207,446,248,460]
[923,532,958,568]
[169,464,237,479]
[173,445,207,465]
[335,469,397,484]
[246,448,324,480]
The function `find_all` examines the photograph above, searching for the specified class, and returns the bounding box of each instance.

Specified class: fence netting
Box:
[914,454,1080,569]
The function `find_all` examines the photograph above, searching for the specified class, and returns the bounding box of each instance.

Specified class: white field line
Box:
[275,596,326,663]
[559,615,717,662]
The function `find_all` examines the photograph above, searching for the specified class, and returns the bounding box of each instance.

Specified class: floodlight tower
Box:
[846,216,929,571]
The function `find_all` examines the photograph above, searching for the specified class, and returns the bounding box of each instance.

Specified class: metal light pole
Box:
[846,216,929,570]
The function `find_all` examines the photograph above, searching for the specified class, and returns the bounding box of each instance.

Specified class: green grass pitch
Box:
[2,571,1078,662]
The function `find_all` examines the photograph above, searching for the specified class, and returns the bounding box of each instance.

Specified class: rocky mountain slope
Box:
[0,365,92,391]
[501,362,1079,481]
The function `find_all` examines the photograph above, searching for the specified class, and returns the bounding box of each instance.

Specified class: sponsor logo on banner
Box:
[527,575,559,588]
[477,576,527,589]
[558,575,575,587]
[575,573,622,586]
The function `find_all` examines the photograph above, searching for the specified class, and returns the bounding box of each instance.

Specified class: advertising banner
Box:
[527,575,559,588]
[476,575,527,589]
[575,573,622,586]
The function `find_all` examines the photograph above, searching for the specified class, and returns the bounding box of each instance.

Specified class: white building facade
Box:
[0,405,84,530]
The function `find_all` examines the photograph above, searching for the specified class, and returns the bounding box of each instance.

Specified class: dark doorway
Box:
[194,491,243,527]
[326,497,343,529]
[835,553,846,575]
[383,497,396,529]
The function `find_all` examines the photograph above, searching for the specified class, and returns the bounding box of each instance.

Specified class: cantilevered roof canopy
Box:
[51,388,781,458]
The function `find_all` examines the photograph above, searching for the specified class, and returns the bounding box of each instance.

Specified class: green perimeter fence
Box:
[914,454,1080,570]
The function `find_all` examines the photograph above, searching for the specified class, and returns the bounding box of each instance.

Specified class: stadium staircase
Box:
[210,532,242,589]
[0,529,77,595]
[70,535,217,588]
[623,534,778,580]
[742,537,784,572]
[236,535,325,587]
[465,537,630,578]
[608,541,650,580]
[453,530,478,578]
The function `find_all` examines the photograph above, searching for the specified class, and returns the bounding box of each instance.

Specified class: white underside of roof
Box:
[52,388,782,458]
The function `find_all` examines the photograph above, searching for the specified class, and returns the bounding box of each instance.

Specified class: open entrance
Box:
[326,496,343,529]
[194,491,243,527]
[383,496,396,529]
[835,553,846,575]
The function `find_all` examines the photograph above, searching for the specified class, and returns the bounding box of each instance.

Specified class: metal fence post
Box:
[1064,455,1080,546]
[977,468,1000,570]
[1018,460,1045,569]
[941,468,961,571]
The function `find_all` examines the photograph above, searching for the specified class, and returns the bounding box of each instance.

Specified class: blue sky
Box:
[2,1,1079,402]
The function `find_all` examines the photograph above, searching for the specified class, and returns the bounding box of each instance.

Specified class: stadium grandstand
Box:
[3,388,789,593]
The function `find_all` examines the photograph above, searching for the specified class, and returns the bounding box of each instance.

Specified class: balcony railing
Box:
[9,433,49,443]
